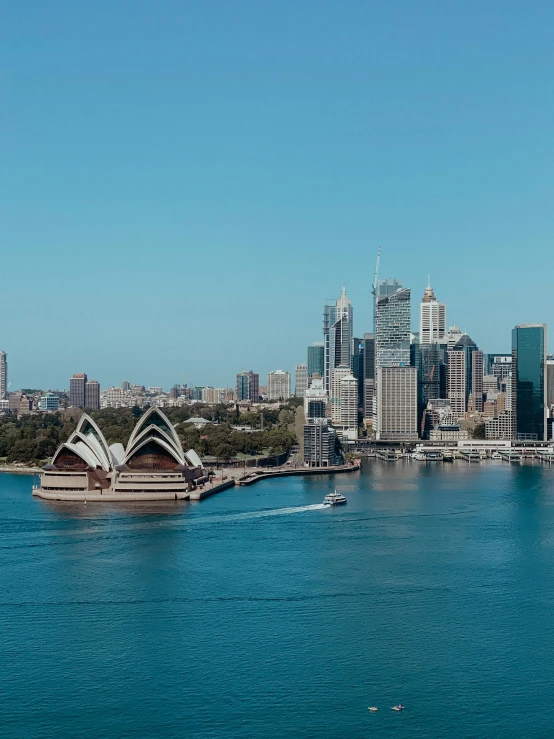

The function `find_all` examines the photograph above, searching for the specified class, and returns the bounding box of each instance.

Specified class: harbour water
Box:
[2,461,554,738]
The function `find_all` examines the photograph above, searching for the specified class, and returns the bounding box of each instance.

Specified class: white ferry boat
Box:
[323,490,347,506]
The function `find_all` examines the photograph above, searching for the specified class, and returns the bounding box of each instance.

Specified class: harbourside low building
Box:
[34,407,206,501]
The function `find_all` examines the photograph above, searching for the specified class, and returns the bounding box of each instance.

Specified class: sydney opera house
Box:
[33,407,207,501]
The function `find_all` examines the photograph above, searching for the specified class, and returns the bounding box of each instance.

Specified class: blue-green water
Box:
[2,461,554,738]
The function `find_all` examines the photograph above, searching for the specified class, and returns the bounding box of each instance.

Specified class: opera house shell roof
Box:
[38,408,205,501]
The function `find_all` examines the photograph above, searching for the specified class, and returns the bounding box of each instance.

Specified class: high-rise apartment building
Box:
[295,364,308,398]
[375,367,418,441]
[419,281,446,344]
[511,324,547,441]
[70,373,87,407]
[303,419,339,467]
[267,370,291,401]
[85,380,101,410]
[471,350,484,413]
[0,351,7,399]
[304,375,328,419]
[447,351,466,417]
[330,365,352,424]
[323,287,353,392]
[307,342,325,380]
[338,374,358,439]
[236,371,259,402]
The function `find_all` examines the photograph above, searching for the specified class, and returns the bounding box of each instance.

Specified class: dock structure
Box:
[535,450,554,463]
[236,461,361,486]
[459,450,481,463]
[375,449,399,462]
[498,450,522,463]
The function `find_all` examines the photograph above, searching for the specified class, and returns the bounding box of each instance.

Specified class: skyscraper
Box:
[419,280,446,344]
[511,324,547,441]
[363,333,375,420]
[85,380,101,410]
[338,374,358,440]
[0,351,7,399]
[307,342,324,380]
[471,350,484,413]
[375,367,418,441]
[70,373,87,407]
[295,364,308,398]
[236,371,259,402]
[267,370,291,401]
[417,343,441,433]
[447,351,466,417]
[375,285,411,368]
[323,287,353,392]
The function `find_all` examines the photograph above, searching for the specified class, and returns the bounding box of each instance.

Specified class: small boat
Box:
[323,490,347,506]
[392,704,405,711]
[368,706,379,712]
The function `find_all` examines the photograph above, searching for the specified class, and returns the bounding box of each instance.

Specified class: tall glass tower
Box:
[375,286,411,368]
[323,287,353,392]
[511,324,547,441]
[307,342,324,379]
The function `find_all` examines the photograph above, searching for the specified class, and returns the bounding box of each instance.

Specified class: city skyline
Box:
[3,2,554,389]
[3,267,551,391]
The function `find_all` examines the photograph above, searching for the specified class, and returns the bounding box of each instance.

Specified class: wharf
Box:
[237,462,360,486]
[189,479,235,500]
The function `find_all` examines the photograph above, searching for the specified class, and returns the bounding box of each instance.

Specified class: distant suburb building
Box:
[295,364,308,398]
[236,371,260,402]
[267,370,291,401]
[39,393,60,412]
[0,351,7,399]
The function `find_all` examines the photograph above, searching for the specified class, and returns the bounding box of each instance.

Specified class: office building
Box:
[85,380,100,410]
[304,375,328,419]
[447,350,466,417]
[446,326,463,350]
[450,334,478,408]
[352,337,364,409]
[0,351,7,399]
[295,364,308,398]
[471,350,484,413]
[236,371,259,402]
[416,343,441,434]
[267,370,291,401]
[303,419,339,467]
[486,410,513,440]
[419,280,446,344]
[375,285,411,368]
[70,373,87,408]
[483,375,499,396]
[307,342,325,380]
[375,367,418,441]
[490,355,512,381]
[511,324,547,441]
[323,287,353,392]
[547,359,554,408]
[39,393,60,412]
[330,365,352,424]
[363,333,375,420]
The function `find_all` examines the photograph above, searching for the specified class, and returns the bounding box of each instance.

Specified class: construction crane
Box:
[371,246,381,299]
[3,378,14,400]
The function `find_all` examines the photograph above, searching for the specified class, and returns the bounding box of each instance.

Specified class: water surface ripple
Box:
[1,461,554,738]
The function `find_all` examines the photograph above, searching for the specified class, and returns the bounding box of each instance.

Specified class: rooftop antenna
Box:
[428,274,431,289]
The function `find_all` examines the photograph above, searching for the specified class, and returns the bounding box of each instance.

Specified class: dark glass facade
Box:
[307,344,324,378]
[512,325,546,440]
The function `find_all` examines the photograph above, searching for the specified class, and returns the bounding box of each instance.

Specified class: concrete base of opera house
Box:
[32,478,236,502]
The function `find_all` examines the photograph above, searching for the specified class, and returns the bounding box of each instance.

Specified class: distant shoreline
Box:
[0,465,41,476]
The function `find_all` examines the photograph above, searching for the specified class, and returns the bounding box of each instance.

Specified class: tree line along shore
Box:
[0,401,303,468]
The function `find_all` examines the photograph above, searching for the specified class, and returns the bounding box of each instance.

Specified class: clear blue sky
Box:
[2,0,554,390]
